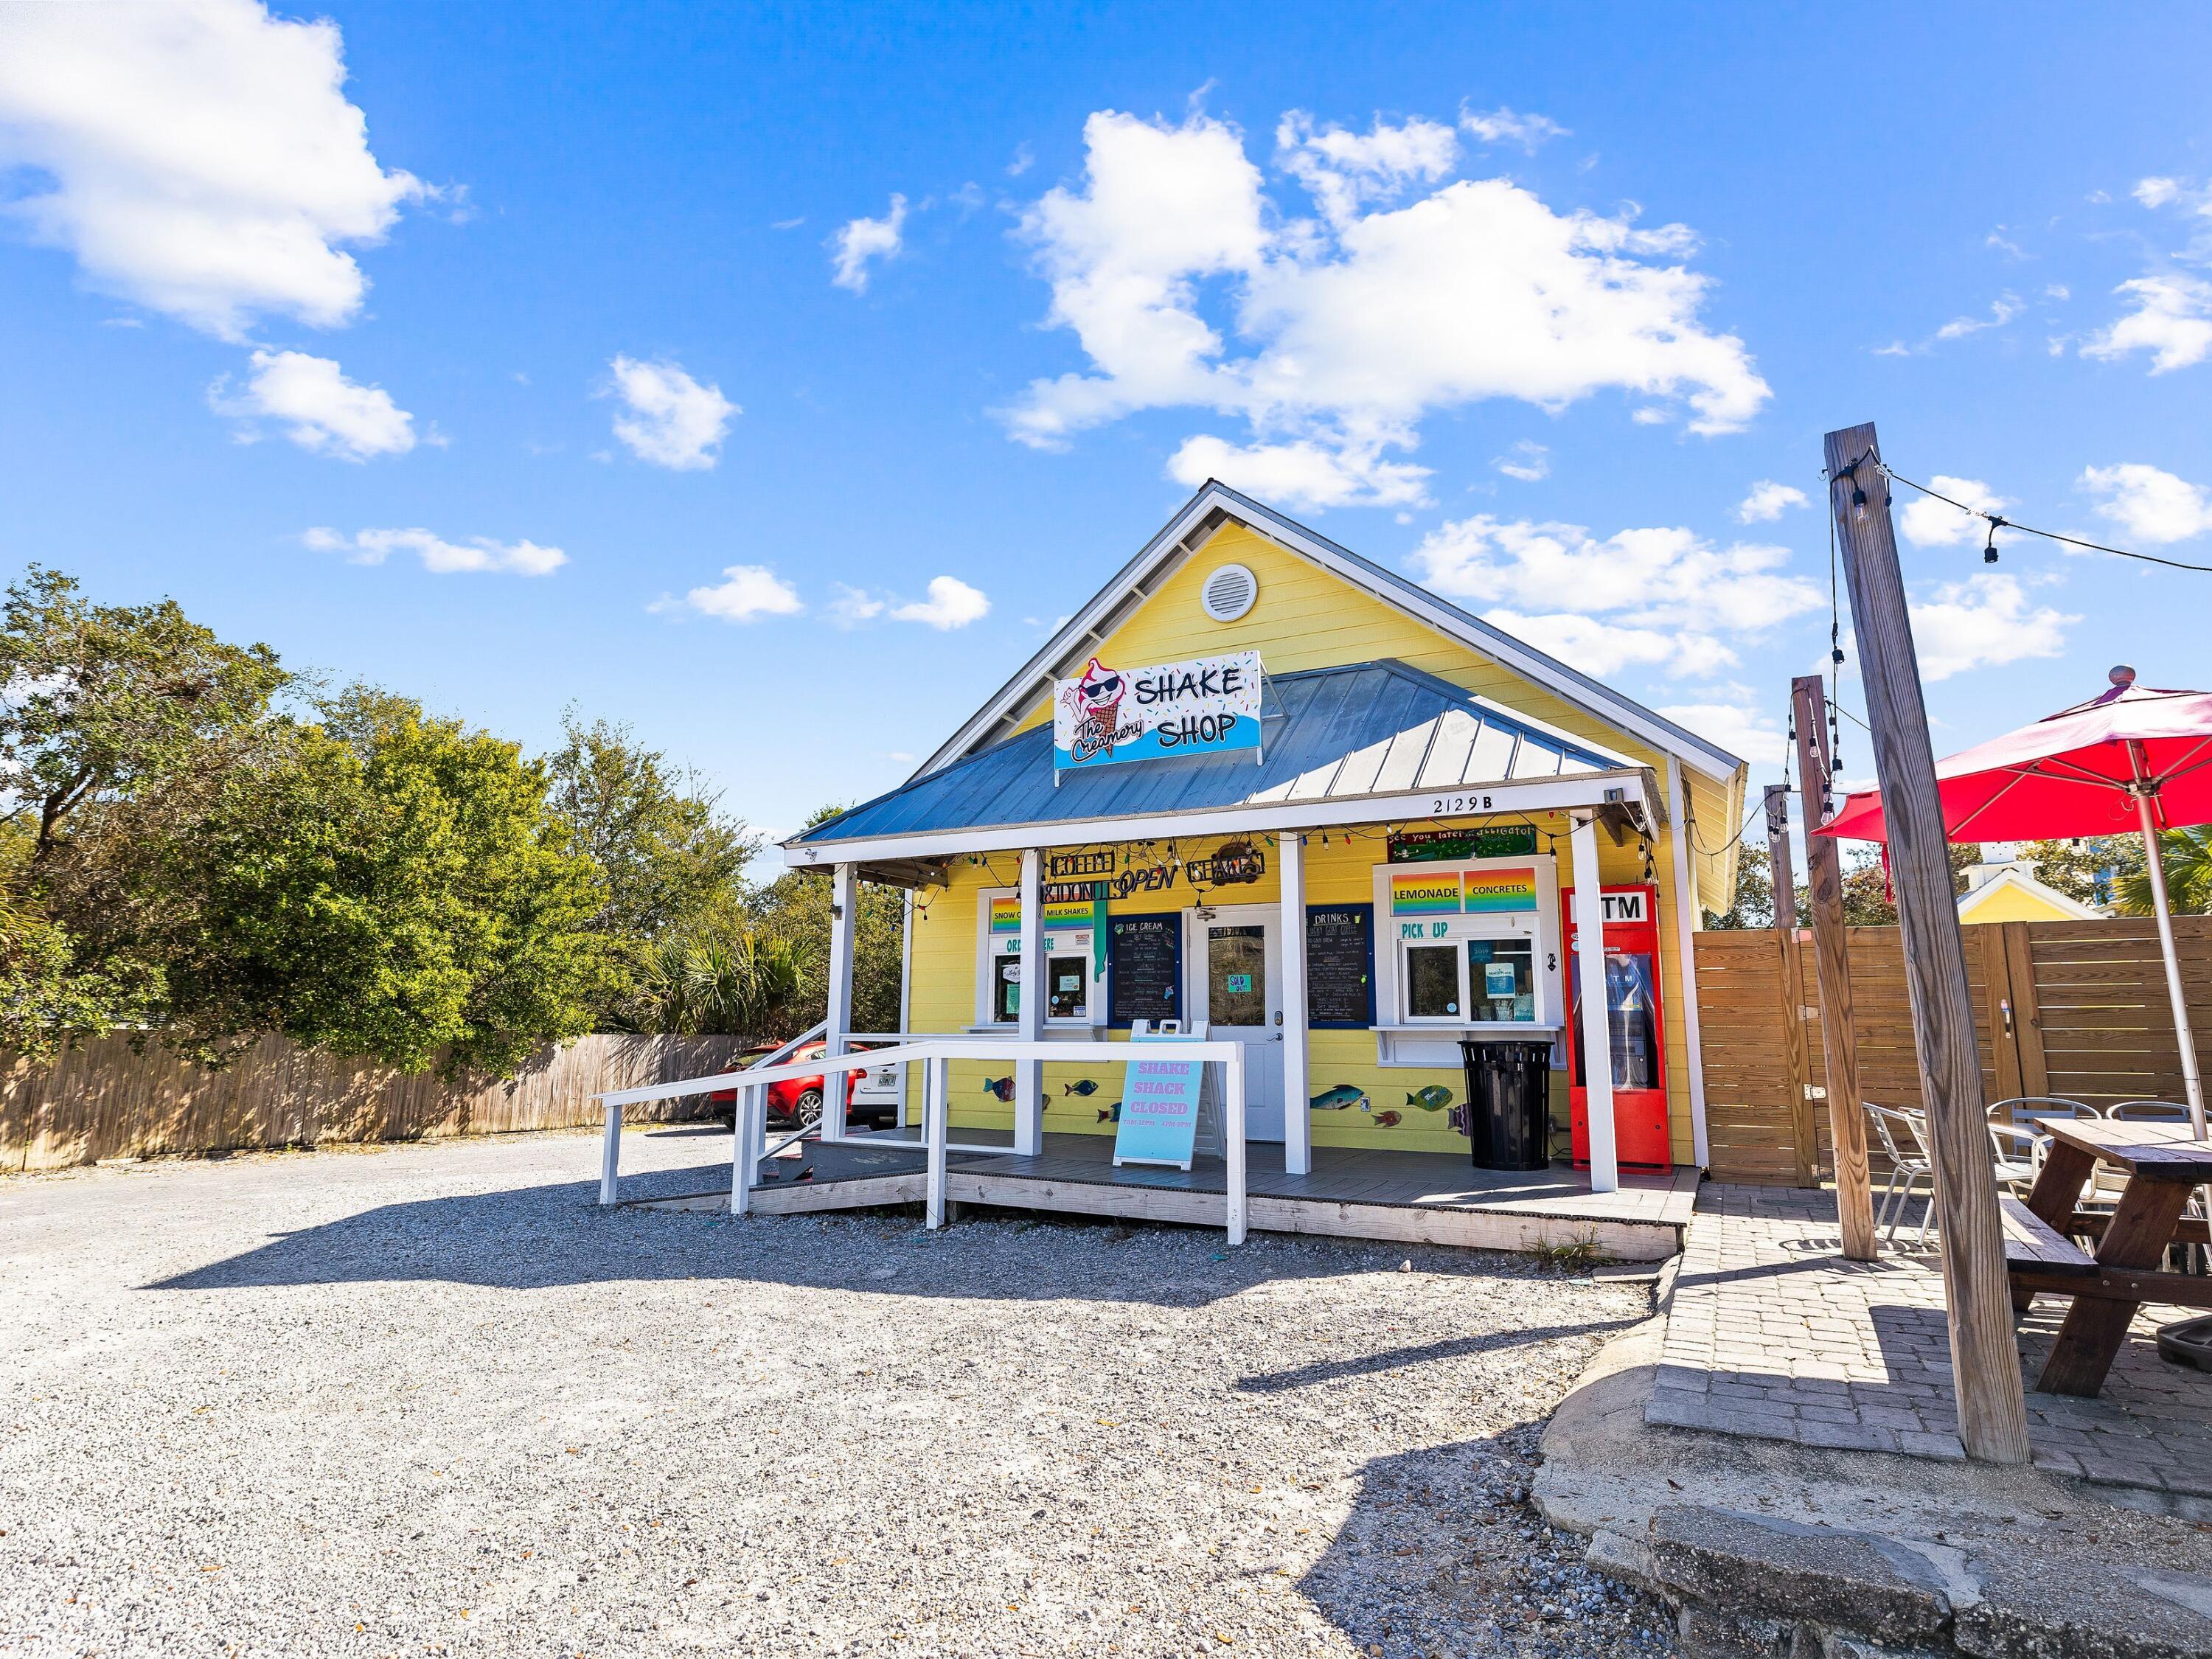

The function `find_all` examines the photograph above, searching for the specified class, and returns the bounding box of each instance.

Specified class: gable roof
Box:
[1956,864,2104,922]
[798,658,1637,849]
[917,480,1743,785]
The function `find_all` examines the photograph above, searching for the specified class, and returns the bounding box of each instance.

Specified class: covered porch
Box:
[622,1127,1699,1261]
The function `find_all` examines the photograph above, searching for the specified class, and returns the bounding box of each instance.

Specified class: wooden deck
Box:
[626,1132,1698,1262]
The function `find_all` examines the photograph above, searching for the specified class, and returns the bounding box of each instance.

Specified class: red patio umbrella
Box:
[1818,666,2212,1136]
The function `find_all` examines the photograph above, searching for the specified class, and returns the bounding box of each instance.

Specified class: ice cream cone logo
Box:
[1072,658,1124,755]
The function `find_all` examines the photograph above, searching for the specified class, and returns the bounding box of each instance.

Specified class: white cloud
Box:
[1910,575,2074,681]
[2136,177,2182,209]
[827,583,886,627]
[1458,105,1569,151]
[1933,293,2024,341]
[1656,696,1790,771]
[0,0,422,340]
[1276,112,1458,229]
[890,576,990,630]
[827,575,992,630]
[1001,107,1767,509]
[1168,433,1430,510]
[1911,580,2067,678]
[1898,475,2011,548]
[305,526,564,576]
[830,193,908,293]
[1408,515,1820,678]
[605,356,735,470]
[1735,480,1807,523]
[2081,274,2212,373]
[2079,462,2212,544]
[1007,143,1034,178]
[209,348,414,459]
[675,566,803,622]
[1494,440,1549,482]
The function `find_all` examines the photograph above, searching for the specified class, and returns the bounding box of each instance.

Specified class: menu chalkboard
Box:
[1107,914,1181,1029]
[1306,904,1375,1029]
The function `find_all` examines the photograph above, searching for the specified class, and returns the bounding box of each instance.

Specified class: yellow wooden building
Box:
[781,483,1747,1204]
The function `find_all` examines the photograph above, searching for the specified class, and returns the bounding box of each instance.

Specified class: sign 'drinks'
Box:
[1052,650,1263,772]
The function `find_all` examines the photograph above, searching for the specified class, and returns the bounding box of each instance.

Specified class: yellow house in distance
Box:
[1955,861,2103,926]
[731,484,1750,1255]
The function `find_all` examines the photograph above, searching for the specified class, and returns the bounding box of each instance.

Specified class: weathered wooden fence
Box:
[0,1032,754,1172]
[1697,916,2212,1186]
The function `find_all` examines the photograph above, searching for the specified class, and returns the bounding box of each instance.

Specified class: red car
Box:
[711,1040,901,1129]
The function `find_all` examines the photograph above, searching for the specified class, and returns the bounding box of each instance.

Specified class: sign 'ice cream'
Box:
[1052,650,1263,772]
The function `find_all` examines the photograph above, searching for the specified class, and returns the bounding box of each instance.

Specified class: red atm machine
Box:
[1559,883,1670,1170]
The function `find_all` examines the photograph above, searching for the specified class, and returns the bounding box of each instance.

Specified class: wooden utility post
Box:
[1763,785,1799,931]
[1825,421,2030,1464]
[1766,784,1820,1186]
[1792,678,1876,1262]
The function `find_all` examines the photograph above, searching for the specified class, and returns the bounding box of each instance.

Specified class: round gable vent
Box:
[1200,562,1258,622]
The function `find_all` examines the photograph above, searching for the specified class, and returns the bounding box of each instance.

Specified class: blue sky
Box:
[4,2,2211,844]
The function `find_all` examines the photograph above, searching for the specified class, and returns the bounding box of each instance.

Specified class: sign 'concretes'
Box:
[1053,650,1262,771]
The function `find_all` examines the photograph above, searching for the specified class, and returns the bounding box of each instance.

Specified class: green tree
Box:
[1705,842,1777,929]
[2022,835,2140,909]
[1830,842,1983,925]
[2113,827,2212,917]
[0,566,288,871]
[144,698,611,1076]
[544,712,757,944]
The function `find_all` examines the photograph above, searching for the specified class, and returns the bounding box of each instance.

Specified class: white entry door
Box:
[1192,905,1286,1141]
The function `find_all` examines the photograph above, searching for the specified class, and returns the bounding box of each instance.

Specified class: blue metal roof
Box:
[795,659,1633,848]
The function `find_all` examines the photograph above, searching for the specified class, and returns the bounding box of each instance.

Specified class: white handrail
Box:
[597,1020,828,1205]
[621,1034,1252,1245]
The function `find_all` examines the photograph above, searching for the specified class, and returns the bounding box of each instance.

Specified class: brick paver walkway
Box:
[1648,1184,2212,1499]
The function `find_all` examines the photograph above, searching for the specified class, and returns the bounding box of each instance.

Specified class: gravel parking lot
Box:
[0,1127,1675,1658]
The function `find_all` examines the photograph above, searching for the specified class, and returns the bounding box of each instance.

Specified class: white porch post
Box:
[897,888,914,1130]
[1279,830,1312,1175]
[1569,811,1619,1194]
[598,1102,622,1205]
[731,1084,759,1215]
[924,1055,948,1229]
[1015,847,1045,1155]
[1666,760,1712,1168]
[1225,1043,1248,1245]
[824,862,858,1141]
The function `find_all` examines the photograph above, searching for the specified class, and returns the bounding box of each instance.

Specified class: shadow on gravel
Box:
[1237,1317,1644,1394]
[142,1173,1604,1310]
[1302,1433,1677,1658]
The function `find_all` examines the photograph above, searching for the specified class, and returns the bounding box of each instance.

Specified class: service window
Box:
[1371,854,1562,1064]
[1402,942,1463,1020]
[1046,952,1090,1020]
[975,887,1103,1029]
[1469,937,1537,1023]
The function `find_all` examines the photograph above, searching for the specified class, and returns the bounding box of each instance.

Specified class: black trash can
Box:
[1459,1038,1554,1171]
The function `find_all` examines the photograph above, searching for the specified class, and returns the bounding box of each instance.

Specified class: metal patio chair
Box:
[1988,1095,2096,1131]
[1864,1101,1938,1245]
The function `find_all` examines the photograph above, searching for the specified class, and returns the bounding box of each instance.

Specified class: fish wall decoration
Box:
[981,1076,1015,1102]
[1405,1085,1454,1113]
[1310,1084,1368,1112]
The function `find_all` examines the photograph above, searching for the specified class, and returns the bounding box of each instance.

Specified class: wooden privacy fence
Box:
[0,1032,754,1173]
[1697,916,2212,1186]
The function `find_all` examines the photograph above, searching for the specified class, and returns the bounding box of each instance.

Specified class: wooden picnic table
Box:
[2005,1117,2212,1397]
